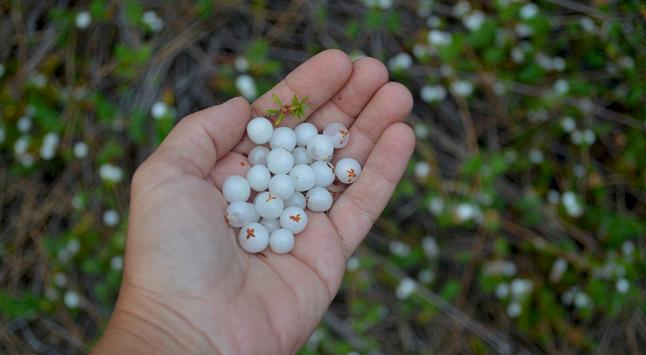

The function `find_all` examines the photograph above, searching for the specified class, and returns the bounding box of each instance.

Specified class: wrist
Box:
[92,284,220,355]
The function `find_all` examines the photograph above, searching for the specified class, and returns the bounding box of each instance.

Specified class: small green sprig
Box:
[265,94,309,126]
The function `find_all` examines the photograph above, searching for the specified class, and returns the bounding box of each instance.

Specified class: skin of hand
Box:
[92,50,415,355]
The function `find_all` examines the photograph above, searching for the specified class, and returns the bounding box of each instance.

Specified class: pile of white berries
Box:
[223,117,362,254]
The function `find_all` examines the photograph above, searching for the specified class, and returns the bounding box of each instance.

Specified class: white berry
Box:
[248,146,270,165]
[268,174,295,200]
[239,223,269,253]
[254,192,285,219]
[306,187,333,212]
[292,147,313,165]
[260,218,280,233]
[225,201,256,228]
[335,157,362,184]
[323,122,350,148]
[289,164,316,192]
[247,202,261,222]
[284,191,306,209]
[307,134,334,161]
[269,229,295,254]
[279,206,308,234]
[246,165,271,192]
[246,117,273,144]
[223,175,250,202]
[294,122,318,147]
[270,127,297,151]
[267,148,294,175]
[311,160,335,187]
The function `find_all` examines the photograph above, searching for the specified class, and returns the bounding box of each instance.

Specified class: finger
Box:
[233,49,353,154]
[328,123,416,258]
[333,82,414,164]
[307,56,389,129]
[147,97,251,178]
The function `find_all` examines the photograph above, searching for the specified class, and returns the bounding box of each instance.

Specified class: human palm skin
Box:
[93,50,415,354]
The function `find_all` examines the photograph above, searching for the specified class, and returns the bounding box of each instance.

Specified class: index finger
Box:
[233,49,353,154]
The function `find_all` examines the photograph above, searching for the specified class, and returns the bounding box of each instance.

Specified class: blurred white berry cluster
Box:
[223,116,362,254]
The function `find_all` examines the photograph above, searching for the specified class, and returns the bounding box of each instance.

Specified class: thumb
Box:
[150,97,251,178]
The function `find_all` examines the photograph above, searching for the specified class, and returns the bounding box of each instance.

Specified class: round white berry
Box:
[292,147,313,165]
[268,174,295,200]
[247,202,260,222]
[239,223,269,253]
[289,164,316,192]
[247,117,273,144]
[335,158,362,184]
[307,134,334,161]
[294,122,319,147]
[306,187,333,212]
[248,146,270,165]
[269,229,295,254]
[311,161,335,187]
[323,122,350,148]
[270,127,297,151]
[284,191,306,209]
[246,165,271,192]
[279,206,308,234]
[266,148,294,175]
[225,201,257,228]
[223,175,251,202]
[254,192,285,219]
[260,218,280,233]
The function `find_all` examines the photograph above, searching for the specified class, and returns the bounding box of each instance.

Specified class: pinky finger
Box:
[328,122,415,258]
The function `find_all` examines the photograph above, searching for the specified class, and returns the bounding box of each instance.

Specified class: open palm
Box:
[95,50,415,354]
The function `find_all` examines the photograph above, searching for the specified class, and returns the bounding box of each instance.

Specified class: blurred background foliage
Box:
[0,0,645,354]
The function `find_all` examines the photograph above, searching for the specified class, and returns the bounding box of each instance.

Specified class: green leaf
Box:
[90,0,109,20]
[439,280,461,302]
[515,194,543,227]
[466,20,496,49]
[0,291,40,319]
[386,12,400,33]
[365,9,383,30]
[127,110,147,144]
[245,39,270,63]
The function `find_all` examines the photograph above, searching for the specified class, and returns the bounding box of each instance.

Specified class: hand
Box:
[93,50,415,354]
